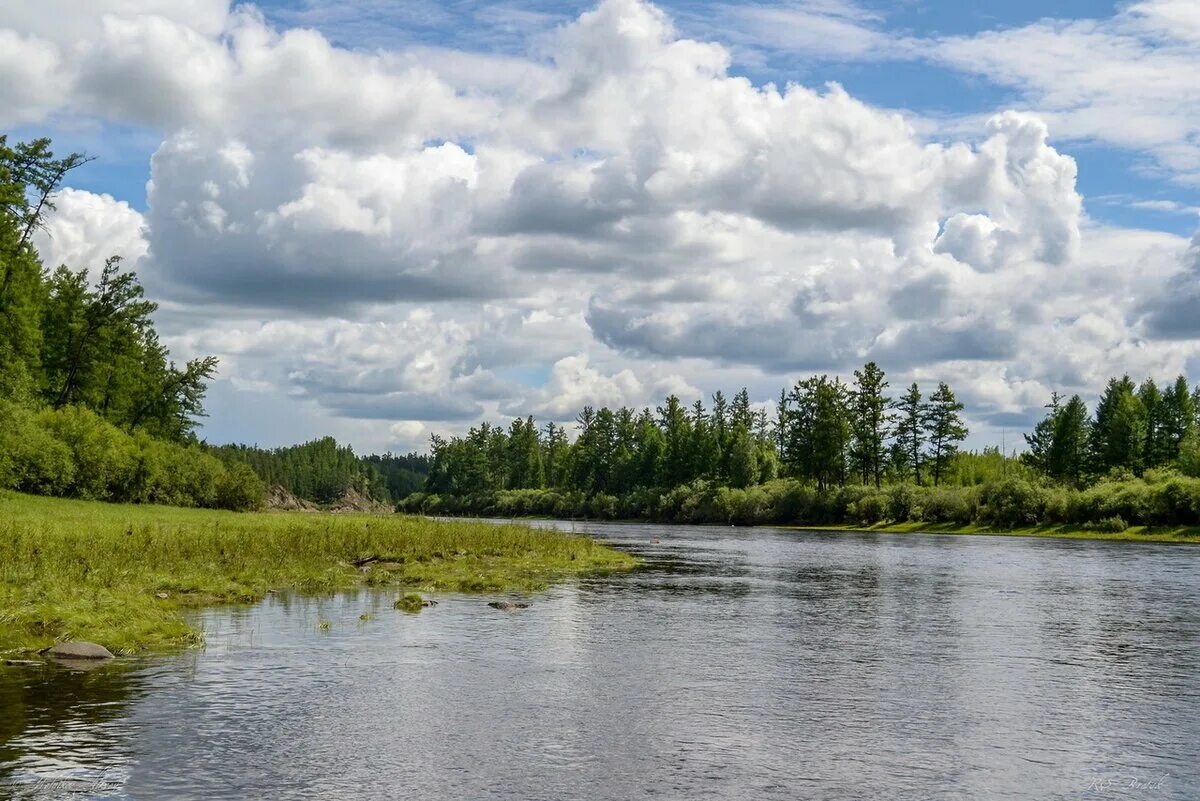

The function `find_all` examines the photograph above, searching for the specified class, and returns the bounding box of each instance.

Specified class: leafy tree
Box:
[727,425,759,489]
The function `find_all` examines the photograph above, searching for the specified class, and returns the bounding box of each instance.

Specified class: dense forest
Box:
[403,366,1200,531]
[0,136,264,510]
[211,439,430,504]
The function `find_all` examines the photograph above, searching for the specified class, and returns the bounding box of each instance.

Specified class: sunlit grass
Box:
[0,491,638,654]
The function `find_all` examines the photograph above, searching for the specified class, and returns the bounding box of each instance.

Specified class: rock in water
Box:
[45,642,114,660]
[487,601,530,611]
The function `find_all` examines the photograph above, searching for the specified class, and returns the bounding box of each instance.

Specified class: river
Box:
[2,522,1198,800]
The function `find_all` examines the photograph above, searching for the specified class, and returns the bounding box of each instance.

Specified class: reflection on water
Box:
[2,524,1198,800]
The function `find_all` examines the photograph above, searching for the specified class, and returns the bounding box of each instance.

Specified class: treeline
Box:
[406,367,969,508]
[0,135,262,509]
[211,438,430,504]
[405,366,1200,530]
[1024,378,1200,483]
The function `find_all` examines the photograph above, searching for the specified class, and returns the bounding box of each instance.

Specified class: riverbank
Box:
[797,521,1200,543]
[0,492,638,655]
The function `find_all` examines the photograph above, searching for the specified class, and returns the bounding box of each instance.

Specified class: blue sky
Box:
[4,0,1200,452]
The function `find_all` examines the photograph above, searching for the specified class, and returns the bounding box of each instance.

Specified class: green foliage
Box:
[0,401,261,510]
[210,437,427,505]
[0,492,637,653]
[0,135,230,510]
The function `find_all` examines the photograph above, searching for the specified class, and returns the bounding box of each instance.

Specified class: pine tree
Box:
[849,362,890,487]
[1162,376,1195,464]
[923,382,968,486]
[1091,376,1146,475]
[892,382,924,484]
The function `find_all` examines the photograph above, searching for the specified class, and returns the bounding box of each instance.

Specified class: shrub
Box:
[1083,515,1128,533]
[847,491,888,525]
[978,479,1045,528]
[0,401,76,495]
[216,462,266,511]
[923,487,976,525]
[886,484,921,522]
[37,405,137,500]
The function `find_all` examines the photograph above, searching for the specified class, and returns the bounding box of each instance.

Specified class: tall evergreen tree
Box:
[1161,376,1195,464]
[1138,378,1169,469]
[849,362,891,487]
[892,382,925,484]
[923,382,968,486]
[1046,395,1090,485]
[1091,376,1147,475]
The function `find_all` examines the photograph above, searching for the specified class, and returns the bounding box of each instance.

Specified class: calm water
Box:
[2,523,1199,800]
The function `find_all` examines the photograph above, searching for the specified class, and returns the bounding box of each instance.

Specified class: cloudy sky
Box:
[5,0,1200,453]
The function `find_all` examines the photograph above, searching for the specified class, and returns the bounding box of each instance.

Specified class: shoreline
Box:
[0,492,639,656]
[444,513,1200,544]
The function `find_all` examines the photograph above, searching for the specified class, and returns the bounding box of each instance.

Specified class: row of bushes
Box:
[0,401,264,510]
[400,471,1200,530]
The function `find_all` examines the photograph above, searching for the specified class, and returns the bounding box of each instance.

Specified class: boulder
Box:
[44,641,114,660]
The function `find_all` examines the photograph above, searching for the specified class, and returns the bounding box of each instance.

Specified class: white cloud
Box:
[10,0,1200,450]
[32,188,148,276]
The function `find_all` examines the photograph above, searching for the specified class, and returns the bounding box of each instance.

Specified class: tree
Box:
[506,417,543,489]
[0,137,89,400]
[728,424,759,488]
[1138,378,1169,469]
[923,382,968,486]
[1162,376,1195,464]
[1046,395,1089,485]
[1023,392,1062,474]
[783,376,850,489]
[657,395,692,487]
[892,382,924,484]
[849,362,890,487]
[1091,376,1146,475]
[542,421,569,488]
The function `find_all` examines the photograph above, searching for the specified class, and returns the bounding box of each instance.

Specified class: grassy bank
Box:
[0,492,638,655]
[798,521,1200,543]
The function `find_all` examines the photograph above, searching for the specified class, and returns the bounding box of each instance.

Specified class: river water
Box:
[1,522,1198,800]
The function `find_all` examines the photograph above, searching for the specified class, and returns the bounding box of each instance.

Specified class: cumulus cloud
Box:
[32,188,148,275]
[7,0,1200,450]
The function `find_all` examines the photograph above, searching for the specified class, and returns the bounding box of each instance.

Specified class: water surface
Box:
[2,523,1198,800]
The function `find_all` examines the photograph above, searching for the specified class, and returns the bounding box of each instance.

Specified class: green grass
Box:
[0,491,638,655]
[797,521,1200,543]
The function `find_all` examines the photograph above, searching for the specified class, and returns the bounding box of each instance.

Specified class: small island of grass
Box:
[0,492,638,656]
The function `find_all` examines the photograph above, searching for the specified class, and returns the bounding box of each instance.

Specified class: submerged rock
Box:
[487,601,530,611]
[44,641,114,660]
[3,659,44,667]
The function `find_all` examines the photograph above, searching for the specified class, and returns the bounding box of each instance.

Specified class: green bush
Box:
[0,401,76,495]
[923,487,977,524]
[1083,516,1128,533]
[886,484,921,522]
[216,462,266,511]
[978,479,1046,528]
[37,405,138,500]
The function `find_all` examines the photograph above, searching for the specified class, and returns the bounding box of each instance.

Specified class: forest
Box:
[403,367,1200,531]
[0,136,266,509]
[211,439,430,504]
